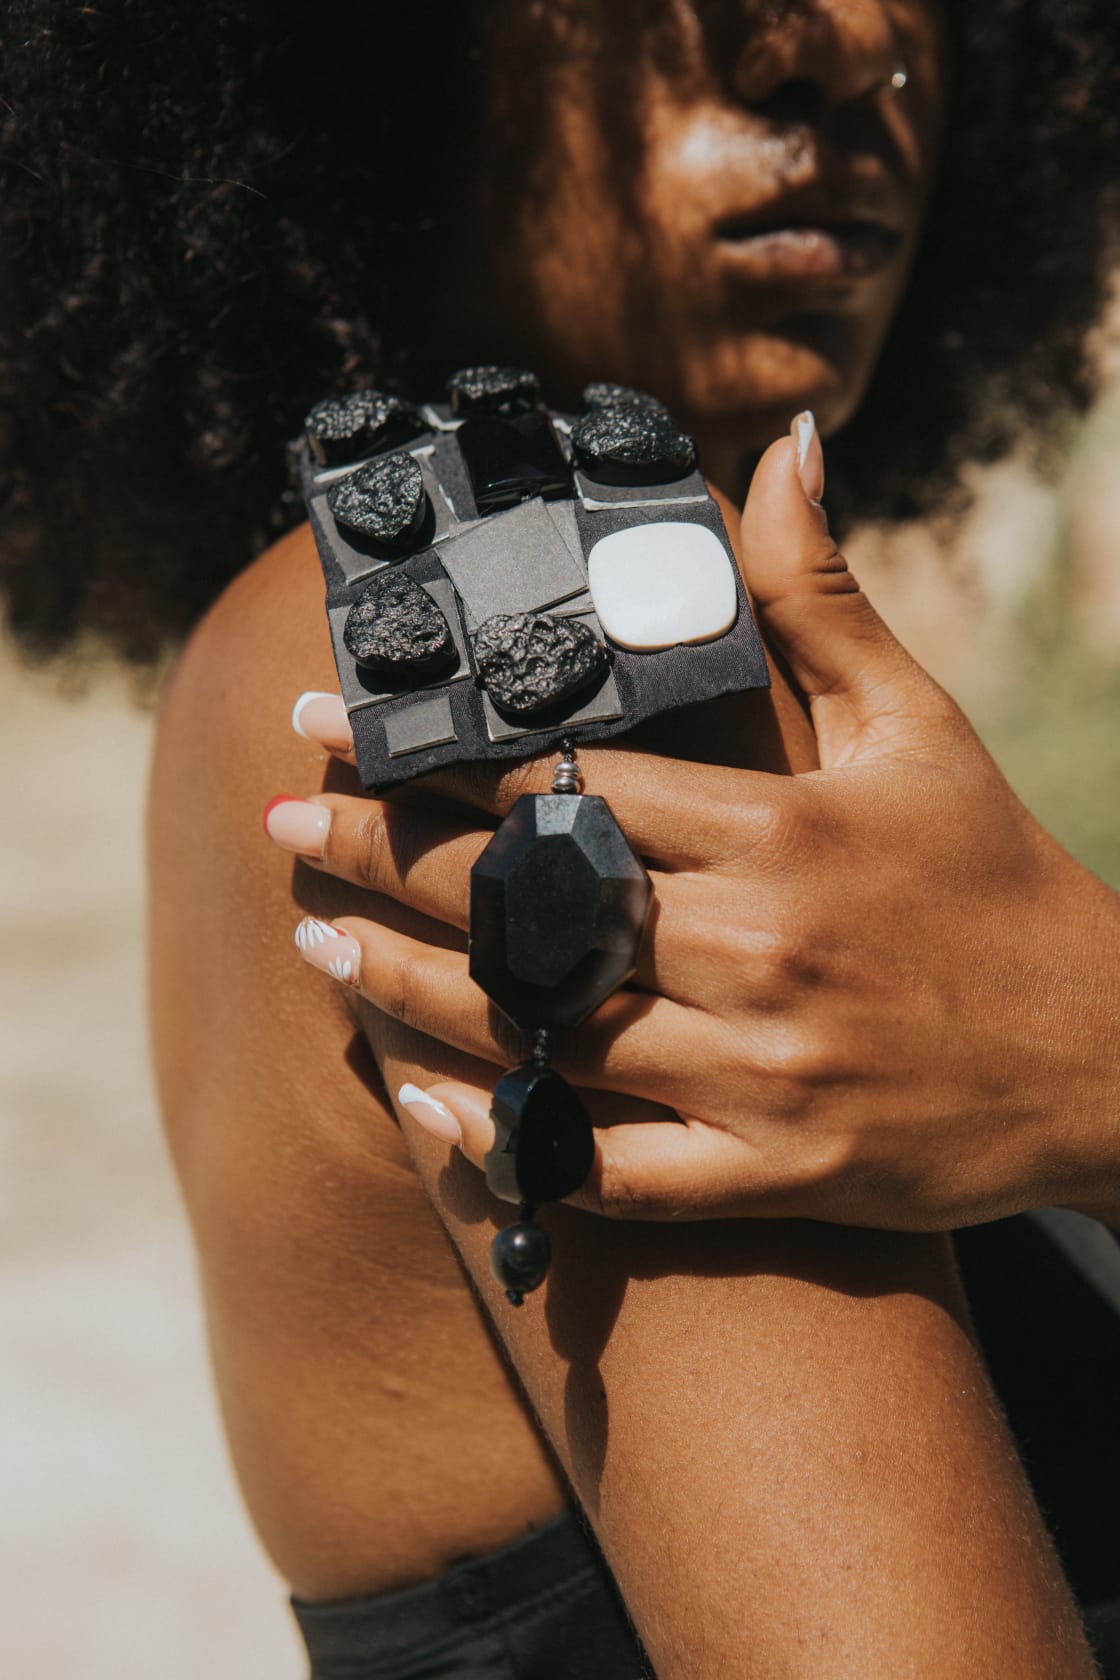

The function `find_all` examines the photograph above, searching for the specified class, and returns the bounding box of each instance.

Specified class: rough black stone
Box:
[470,792,651,1029]
[489,1222,552,1303]
[343,573,456,680]
[327,452,427,547]
[485,1064,595,1205]
[457,410,570,513]
[571,404,696,486]
[582,380,669,417]
[304,390,425,467]
[448,364,541,418]
[473,612,607,718]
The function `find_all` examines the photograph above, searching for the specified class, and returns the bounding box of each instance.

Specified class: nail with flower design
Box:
[294,916,361,986]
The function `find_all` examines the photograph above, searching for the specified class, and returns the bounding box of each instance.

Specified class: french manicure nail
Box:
[792,410,825,505]
[263,795,331,860]
[397,1083,463,1145]
[294,917,361,984]
[292,691,354,751]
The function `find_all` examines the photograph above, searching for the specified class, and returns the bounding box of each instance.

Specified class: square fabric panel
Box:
[384,694,457,757]
[437,498,588,629]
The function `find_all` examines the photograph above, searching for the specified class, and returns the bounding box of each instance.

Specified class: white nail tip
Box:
[795,411,817,472]
[291,691,337,740]
[587,523,738,651]
[397,1083,454,1120]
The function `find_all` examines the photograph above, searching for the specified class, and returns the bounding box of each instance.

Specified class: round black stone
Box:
[304,390,425,468]
[571,405,696,486]
[472,612,608,718]
[448,365,541,419]
[327,452,427,547]
[489,1222,551,1302]
[581,380,669,418]
[343,573,456,679]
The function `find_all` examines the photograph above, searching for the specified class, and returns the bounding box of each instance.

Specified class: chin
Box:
[670,325,878,451]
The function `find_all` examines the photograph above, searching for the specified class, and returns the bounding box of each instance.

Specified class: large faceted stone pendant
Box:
[469,794,651,1031]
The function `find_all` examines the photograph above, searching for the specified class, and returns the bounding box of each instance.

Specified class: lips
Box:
[713,220,903,282]
[709,178,907,285]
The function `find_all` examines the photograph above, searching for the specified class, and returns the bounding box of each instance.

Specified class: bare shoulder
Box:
[148,525,566,1600]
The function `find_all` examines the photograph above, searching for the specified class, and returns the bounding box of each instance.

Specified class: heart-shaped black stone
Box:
[344,573,456,679]
[473,612,608,718]
[327,451,427,547]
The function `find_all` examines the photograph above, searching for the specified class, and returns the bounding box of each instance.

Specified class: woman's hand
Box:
[268,432,1120,1232]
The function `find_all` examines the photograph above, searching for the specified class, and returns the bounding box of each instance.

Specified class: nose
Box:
[730,0,900,114]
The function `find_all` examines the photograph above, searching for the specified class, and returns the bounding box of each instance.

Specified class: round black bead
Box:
[448,364,541,419]
[571,404,696,486]
[490,1221,552,1303]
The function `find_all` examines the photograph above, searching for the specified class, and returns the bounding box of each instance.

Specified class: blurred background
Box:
[2,297,1118,1677]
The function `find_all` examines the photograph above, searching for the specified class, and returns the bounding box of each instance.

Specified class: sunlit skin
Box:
[149,3,1107,1674]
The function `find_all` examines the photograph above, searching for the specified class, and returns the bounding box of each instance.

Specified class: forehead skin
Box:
[440,1,945,478]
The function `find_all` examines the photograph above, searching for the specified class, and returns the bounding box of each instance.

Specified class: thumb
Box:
[740,413,962,767]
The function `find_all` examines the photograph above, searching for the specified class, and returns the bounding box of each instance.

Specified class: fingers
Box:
[740,417,966,769]
[292,911,712,1110]
[292,690,356,764]
[269,792,485,930]
[396,1075,792,1223]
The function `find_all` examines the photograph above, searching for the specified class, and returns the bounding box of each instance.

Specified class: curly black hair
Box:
[0,0,1116,666]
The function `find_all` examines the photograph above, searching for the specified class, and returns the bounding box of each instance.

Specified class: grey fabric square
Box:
[309,453,461,588]
[437,498,588,629]
[330,577,470,712]
[385,694,457,757]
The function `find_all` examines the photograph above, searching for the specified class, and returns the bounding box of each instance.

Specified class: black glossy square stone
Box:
[470,793,651,1030]
[457,411,570,513]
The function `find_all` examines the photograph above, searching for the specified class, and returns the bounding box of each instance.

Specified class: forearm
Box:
[380,1032,1098,1680]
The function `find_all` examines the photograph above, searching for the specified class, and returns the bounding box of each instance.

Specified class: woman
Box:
[3,2,1118,1674]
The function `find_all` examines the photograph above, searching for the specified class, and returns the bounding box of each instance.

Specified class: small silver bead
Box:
[551,759,581,794]
[889,64,909,92]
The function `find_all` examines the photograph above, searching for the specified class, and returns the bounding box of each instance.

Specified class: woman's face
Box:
[440,0,945,473]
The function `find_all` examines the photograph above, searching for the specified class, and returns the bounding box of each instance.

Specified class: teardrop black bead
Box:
[490,1221,552,1305]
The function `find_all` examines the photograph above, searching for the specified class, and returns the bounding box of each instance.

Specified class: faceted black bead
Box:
[304,390,425,468]
[473,611,608,719]
[470,793,651,1029]
[485,1064,595,1205]
[457,410,570,513]
[327,452,428,547]
[343,573,456,680]
[448,364,541,418]
[581,380,670,418]
[571,405,696,486]
[489,1221,552,1303]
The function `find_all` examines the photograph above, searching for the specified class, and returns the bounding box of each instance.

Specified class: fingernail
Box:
[292,691,354,752]
[263,795,331,860]
[792,410,825,504]
[294,917,361,984]
[397,1083,463,1145]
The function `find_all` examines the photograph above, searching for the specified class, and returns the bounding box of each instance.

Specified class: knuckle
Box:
[354,803,391,889]
[589,1150,654,1222]
[382,947,424,1024]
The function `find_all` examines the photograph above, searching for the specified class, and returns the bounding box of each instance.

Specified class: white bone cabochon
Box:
[587,523,738,651]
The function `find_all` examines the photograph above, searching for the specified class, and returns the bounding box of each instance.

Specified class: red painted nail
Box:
[261,793,301,834]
